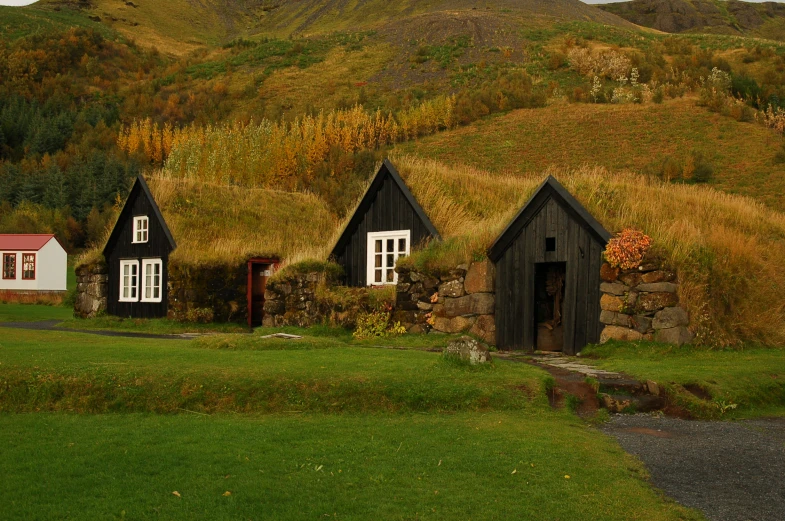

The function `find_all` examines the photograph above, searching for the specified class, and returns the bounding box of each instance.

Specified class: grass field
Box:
[0,302,72,322]
[582,341,785,418]
[401,97,785,211]
[0,328,545,414]
[0,411,701,521]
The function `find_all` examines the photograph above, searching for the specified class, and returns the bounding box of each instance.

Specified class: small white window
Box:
[141,259,163,303]
[366,230,410,286]
[132,216,149,243]
[119,260,139,302]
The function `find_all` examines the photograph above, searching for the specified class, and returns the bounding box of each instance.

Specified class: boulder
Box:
[600,310,632,327]
[464,260,496,294]
[444,295,472,317]
[638,292,678,312]
[653,307,689,330]
[440,268,466,283]
[407,323,429,334]
[600,325,643,343]
[422,275,440,290]
[600,282,629,296]
[600,294,624,312]
[416,301,433,311]
[655,326,694,346]
[637,282,678,293]
[438,280,465,298]
[470,293,495,315]
[263,299,286,315]
[432,315,477,334]
[599,393,633,413]
[600,263,620,282]
[631,315,653,334]
[432,303,446,318]
[619,272,643,287]
[469,315,496,344]
[641,270,676,284]
[443,336,491,365]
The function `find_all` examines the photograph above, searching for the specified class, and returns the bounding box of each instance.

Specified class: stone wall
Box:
[262,272,373,328]
[74,263,107,318]
[599,260,694,345]
[168,262,247,322]
[395,260,497,344]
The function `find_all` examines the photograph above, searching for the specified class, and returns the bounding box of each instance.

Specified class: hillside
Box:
[31,0,635,54]
[400,97,785,210]
[598,0,785,39]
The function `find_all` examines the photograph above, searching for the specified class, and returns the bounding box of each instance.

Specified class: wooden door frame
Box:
[246,257,279,328]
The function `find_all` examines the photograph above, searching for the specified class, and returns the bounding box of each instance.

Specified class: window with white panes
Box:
[119,260,139,302]
[141,259,163,303]
[132,216,149,243]
[366,230,410,286]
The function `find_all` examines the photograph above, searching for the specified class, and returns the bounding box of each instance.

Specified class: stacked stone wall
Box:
[74,263,107,318]
[262,272,373,328]
[599,259,694,345]
[395,260,497,344]
[168,262,247,322]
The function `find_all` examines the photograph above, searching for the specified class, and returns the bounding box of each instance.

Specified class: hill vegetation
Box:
[599,0,785,40]
[390,155,785,347]
[2,0,785,348]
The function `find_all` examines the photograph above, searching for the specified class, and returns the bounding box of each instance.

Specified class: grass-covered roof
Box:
[79,176,337,268]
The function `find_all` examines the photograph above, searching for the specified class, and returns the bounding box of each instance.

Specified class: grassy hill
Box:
[400,97,785,211]
[28,0,634,55]
[598,0,785,40]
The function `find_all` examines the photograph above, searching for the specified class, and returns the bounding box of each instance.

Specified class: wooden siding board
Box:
[105,182,173,319]
[334,170,438,287]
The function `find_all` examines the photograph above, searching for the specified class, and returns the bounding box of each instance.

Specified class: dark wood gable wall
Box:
[335,172,434,287]
[494,192,605,355]
[105,182,174,318]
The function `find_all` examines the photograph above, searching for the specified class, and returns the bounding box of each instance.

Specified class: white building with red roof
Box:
[0,234,67,292]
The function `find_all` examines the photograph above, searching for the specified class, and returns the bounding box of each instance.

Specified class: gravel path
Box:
[602,415,785,521]
[0,320,197,340]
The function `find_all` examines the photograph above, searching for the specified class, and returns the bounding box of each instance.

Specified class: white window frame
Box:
[141,258,163,303]
[132,216,149,244]
[119,260,139,302]
[366,230,411,286]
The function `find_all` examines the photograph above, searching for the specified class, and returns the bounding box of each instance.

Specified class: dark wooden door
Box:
[250,263,270,327]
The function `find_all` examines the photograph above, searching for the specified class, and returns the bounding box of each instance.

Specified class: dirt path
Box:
[602,415,785,521]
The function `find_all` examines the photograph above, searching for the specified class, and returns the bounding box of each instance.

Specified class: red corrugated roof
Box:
[0,234,56,251]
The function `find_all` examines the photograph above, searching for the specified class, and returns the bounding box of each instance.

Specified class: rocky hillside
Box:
[598,0,785,38]
[37,0,635,54]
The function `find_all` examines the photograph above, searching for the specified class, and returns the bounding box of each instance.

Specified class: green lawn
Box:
[0,328,544,414]
[0,412,702,521]
[0,303,72,322]
[581,342,785,418]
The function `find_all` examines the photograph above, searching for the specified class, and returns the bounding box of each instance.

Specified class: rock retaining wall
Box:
[74,263,108,318]
[599,260,694,345]
[395,260,497,344]
[168,262,247,322]
[262,272,372,328]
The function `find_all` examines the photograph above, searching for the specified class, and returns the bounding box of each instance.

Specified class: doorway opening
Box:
[534,262,566,352]
[247,258,278,328]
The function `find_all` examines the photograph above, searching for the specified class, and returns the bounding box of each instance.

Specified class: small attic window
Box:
[133,216,149,244]
[545,237,556,252]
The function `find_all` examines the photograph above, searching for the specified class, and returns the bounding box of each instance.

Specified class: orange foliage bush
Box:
[603,228,652,270]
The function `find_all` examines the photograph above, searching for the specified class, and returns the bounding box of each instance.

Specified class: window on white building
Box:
[366,230,410,286]
[141,259,163,303]
[119,260,139,302]
[132,216,149,244]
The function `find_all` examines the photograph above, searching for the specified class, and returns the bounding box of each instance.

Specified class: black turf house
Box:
[103,175,176,318]
[331,160,440,287]
[489,176,611,354]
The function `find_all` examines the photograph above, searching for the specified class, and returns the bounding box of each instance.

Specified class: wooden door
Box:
[250,263,270,327]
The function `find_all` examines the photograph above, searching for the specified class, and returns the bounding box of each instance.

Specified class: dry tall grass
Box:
[77,176,337,269]
[391,154,785,347]
[148,177,336,266]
